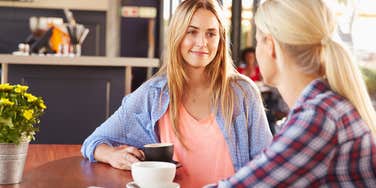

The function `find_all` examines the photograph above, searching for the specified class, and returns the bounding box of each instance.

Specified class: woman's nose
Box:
[195,33,207,47]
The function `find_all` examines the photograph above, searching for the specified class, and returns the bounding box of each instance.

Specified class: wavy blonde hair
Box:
[156,0,251,146]
[255,0,376,135]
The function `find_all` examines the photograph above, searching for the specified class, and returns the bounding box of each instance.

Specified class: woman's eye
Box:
[187,30,196,34]
[207,32,217,38]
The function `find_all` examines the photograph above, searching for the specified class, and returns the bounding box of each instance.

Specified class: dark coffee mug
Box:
[143,143,174,162]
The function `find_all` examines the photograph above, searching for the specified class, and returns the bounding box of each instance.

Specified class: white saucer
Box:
[126,181,180,188]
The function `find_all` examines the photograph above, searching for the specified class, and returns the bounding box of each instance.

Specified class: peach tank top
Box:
[158,106,235,188]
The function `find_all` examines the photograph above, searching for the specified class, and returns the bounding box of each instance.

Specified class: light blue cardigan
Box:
[81,76,272,170]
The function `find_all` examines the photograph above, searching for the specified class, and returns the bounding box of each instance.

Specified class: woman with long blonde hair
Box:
[209,0,376,187]
[82,0,272,187]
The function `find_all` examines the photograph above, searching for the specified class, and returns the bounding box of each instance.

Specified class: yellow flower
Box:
[14,84,28,93]
[0,98,14,105]
[14,87,22,93]
[24,93,37,102]
[23,109,34,120]
[18,85,28,91]
[39,102,47,109]
[0,83,14,90]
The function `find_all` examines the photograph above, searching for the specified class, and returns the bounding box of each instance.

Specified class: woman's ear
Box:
[265,35,276,60]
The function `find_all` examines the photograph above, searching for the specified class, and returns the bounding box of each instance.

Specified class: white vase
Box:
[0,142,29,184]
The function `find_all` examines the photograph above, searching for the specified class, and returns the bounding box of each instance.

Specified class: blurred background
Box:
[1,0,375,87]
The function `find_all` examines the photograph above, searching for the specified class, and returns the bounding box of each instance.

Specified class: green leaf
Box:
[0,117,13,128]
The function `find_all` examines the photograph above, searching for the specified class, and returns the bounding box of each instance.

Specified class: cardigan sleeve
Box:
[81,79,163,162]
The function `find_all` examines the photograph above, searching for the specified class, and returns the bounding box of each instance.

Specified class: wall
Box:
[121,0,160,90]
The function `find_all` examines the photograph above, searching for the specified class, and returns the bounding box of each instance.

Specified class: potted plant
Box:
[0,83,46,184]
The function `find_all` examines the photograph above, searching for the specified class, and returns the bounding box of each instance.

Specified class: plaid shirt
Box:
[212,79,376,187]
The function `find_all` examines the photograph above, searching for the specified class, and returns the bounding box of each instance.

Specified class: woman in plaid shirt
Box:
[208,0,376,187]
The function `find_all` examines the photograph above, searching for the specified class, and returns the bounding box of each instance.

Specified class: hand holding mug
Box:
[105,145,145,170]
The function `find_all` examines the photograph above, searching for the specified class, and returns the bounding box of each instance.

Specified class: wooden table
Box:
[0,144,183,188]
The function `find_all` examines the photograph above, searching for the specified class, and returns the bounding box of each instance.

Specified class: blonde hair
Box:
[156,0,250,146]
[255,0,376,135]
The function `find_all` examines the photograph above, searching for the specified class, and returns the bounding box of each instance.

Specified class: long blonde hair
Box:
[255,0,376,135]
[156,0,246,146]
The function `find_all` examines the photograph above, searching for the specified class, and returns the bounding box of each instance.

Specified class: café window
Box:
[241,0,254,49]
[325,0,376,106]
[324,0,376,62]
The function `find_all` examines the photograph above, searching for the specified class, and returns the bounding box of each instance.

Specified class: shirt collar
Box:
[149,75,168,89]
[292,78,330,110]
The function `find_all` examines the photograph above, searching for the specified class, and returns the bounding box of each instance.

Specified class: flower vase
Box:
[0,142,29,184]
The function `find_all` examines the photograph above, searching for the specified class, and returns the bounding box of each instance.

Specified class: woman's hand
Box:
[94,144,145,170]
[108,145,145,170]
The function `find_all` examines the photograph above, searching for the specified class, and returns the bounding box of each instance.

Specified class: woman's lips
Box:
[190,50,208,55]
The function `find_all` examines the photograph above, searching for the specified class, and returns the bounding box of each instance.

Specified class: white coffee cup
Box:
[131,161,176,188]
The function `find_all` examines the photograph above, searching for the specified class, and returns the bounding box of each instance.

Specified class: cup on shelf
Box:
[69,44,81,56]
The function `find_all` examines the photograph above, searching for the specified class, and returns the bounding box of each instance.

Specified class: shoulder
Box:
[230,74,260,99]
[304,90,356,121]
[294,79,359,123]
[228,74,264,118]
[288,89,359,134]
[284,96,337,138]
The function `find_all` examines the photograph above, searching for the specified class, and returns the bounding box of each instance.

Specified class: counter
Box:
[0,54,159,94]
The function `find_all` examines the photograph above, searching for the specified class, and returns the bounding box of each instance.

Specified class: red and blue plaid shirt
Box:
[211,79,376,187]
